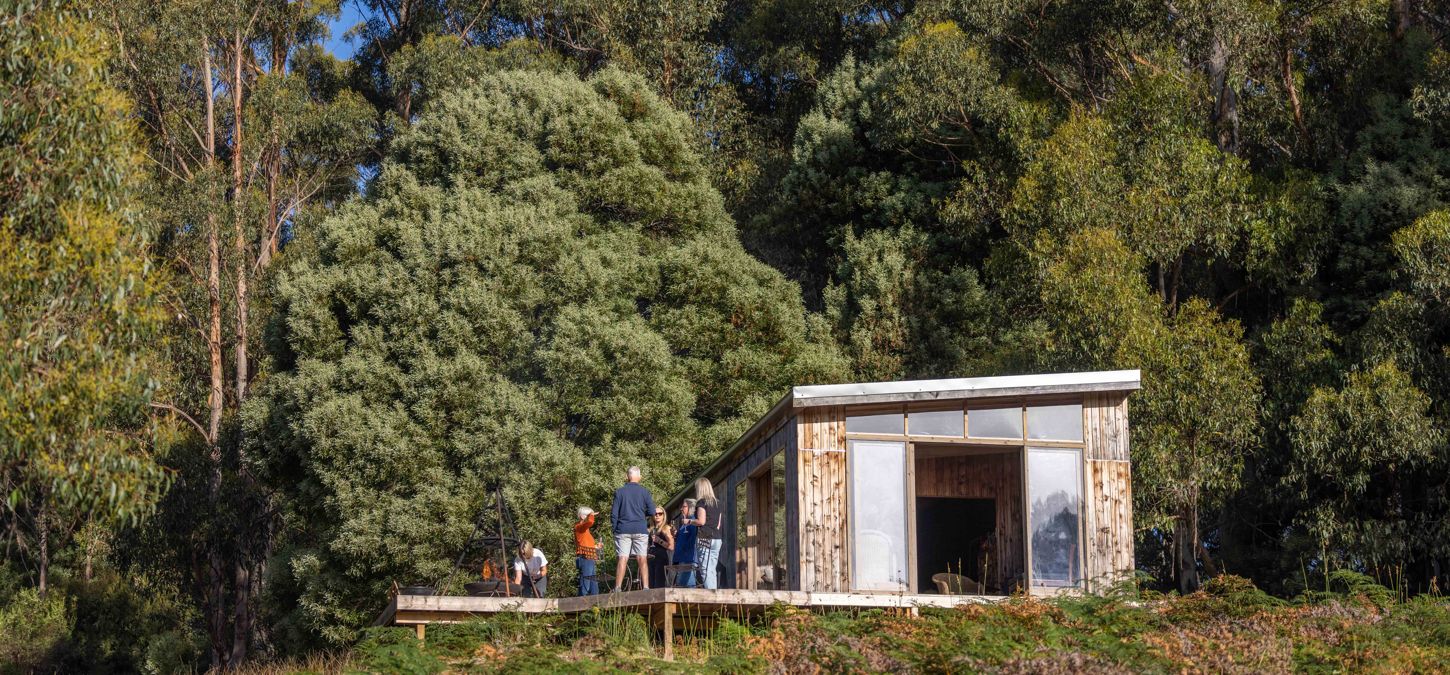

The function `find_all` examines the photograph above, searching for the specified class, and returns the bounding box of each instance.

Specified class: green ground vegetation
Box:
[272,575,1450,674]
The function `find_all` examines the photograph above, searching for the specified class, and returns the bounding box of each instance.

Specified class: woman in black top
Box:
[691,478,724,589]
[647,507,674,588]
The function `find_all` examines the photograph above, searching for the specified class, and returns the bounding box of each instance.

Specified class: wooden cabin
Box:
[668,370,1139,596]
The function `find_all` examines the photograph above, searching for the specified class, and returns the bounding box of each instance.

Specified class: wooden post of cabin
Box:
[662,602,675,661]
[415,623,425,642]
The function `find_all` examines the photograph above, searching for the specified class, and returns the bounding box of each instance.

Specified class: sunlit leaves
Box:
[1285,362,1445,563]
[0,2,170,549]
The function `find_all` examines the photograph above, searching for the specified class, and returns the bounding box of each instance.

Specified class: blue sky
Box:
[323,2,369,60]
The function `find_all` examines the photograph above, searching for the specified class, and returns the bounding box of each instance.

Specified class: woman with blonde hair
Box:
[690,478,724,589]
[647,505,674,589]
[512,540,549,598]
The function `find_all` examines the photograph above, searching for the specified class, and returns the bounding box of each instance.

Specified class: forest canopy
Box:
[2,0,1449,670]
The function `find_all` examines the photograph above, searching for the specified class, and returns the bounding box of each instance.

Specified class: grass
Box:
[244,575,1450,674]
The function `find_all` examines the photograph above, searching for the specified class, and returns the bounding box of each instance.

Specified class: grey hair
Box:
[627,465,642,479]
[683,498,697,508]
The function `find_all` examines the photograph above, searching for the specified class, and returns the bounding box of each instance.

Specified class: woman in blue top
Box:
[671,499,698,587]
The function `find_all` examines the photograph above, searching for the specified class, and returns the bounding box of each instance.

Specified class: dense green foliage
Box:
[0,0,169,596]
[247,68,843,645]
[3,0,1450,670]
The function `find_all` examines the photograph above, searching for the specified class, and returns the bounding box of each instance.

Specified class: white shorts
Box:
[614,532,648,557]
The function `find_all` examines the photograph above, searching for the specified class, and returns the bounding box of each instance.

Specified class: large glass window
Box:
[849,440,909,591]
[909,409,964,437]
[846,410,904,434]
[1028,447,1082,587]
[1027,404,1083,442]
[968,407,1024,439]
[735,480,749,588]
[770,452,787,590]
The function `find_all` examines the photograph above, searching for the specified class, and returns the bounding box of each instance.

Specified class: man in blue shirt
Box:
[611,466,656,590]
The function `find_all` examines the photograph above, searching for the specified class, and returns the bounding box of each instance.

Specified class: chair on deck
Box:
[932,572,984,595]
[663,564,696,588]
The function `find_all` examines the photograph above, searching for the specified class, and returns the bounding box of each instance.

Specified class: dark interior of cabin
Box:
[915,497,994,593]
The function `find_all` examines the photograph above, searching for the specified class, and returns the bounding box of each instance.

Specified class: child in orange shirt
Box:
[574,506,599,595]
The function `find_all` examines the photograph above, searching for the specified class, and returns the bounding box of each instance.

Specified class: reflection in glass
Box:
[968,407,1023,439]
[735,480,748,588]
[847,410,904,434]
[1028,447,1081,587]
[849,440,908,591]
[770,452,787,590]
[1027,404,1084,441]
[909,409,964,436]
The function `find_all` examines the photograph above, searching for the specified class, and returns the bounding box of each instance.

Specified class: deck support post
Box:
[662,602,675,661]
[415,623,425,642]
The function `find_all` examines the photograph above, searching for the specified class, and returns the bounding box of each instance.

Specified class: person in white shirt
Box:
[512,541,548,598]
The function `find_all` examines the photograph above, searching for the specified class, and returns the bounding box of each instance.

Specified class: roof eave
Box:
[663,391,792,509]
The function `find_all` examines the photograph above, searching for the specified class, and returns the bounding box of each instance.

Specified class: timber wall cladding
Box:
[1084,392,1130,461]
[1082,392,1134,588]
[796,405,849,592]
[914,453,1024,591]
[1086,460,1134,586]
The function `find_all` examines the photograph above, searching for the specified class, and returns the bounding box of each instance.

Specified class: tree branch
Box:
[149,401,211,442]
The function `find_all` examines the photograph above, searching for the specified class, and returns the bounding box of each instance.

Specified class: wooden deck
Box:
[379,588,1003,659]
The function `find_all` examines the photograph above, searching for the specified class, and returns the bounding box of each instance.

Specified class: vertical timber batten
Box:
[796,405,848,592]
[1082,393,1134,589]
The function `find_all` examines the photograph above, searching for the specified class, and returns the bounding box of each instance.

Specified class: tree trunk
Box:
[204,39,223,450]
[1280,42,1309,148]
[202,39,230,670]
[1392,0,1414,40]
[36,500,48,598]
[1207,33,1240,154]
[230,559,251,664]
[257,32,284,271]
[1174,506,1201,594]
[232,31,250,404]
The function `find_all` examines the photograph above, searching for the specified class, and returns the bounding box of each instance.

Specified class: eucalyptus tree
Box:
[1285,362,1446,580]
[0,0,170,597]
[95,0,374,664]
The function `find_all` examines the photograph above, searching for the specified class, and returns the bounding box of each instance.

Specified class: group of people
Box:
[506,466,725,597]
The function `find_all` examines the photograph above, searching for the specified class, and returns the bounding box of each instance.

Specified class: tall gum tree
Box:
[98,0,374,665]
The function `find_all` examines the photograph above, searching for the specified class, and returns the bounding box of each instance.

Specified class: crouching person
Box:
[513,541,548,598]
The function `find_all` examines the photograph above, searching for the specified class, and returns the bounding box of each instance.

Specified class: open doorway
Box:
[916,497,994,590]
[913,444,1025,594]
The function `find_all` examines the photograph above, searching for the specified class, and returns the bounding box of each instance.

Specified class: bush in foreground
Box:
[314,576,1450,674]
